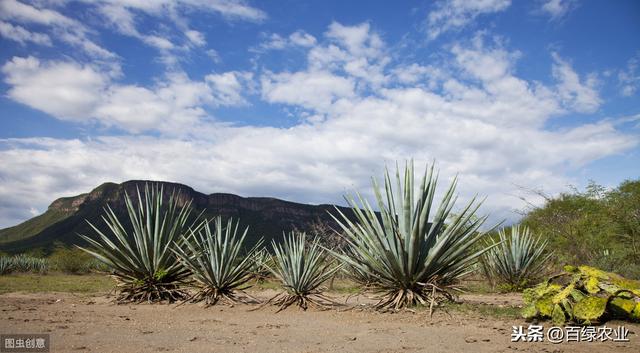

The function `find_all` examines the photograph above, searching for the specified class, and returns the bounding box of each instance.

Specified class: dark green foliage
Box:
[522,179,640,279]
[49,246,105,274]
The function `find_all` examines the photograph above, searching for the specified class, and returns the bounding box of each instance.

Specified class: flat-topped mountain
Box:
[0,180,356,253]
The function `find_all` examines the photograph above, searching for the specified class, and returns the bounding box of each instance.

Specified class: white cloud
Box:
[0,0,116,60]
[261,71,356,111]
[95,0,263,54]
[426,0,511,40]
[551,52,602,113]
[392,64,445,88]
[256,30,317,51]
[540,0,577,20]
[618,54,639,97]
[289,30,317,47]
[0,22,636,231]
[1,56,108,120]
[0,20,52,46]
[205,71,254,106]
[185,30,206,47]
[1,56,252,133]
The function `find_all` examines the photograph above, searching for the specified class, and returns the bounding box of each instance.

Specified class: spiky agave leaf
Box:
[78,184,203,303]
[265,232,339,312]
[331,161,492,311]
[173,216,263,306]
[481,225,552,290]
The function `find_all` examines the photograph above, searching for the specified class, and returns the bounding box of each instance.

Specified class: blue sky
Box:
[0,0,639,228]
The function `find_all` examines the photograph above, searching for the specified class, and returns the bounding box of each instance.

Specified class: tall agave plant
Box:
[173,216,263,306]
[480,225,552,290]
[79,184,202,303]
[332,161,491,311]
[265,232,339,312]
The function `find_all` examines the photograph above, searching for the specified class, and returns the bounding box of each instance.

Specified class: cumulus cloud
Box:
[1,56,251,133]
[0,22,636,230]
[426,0,511,40]
[261,71,356,111]
[2,56,108,120]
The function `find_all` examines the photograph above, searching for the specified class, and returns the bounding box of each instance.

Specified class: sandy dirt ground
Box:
[1,290,638,353]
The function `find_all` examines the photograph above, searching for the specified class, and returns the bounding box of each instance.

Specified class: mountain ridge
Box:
[0,180,356,253]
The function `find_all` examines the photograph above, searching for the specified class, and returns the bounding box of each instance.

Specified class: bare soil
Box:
[1,291,638,353]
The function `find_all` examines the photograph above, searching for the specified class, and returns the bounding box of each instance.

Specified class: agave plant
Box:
[79,184,202,303]
[251,248,273,283]
[265,232,339,311]
[480,225,552,290]
[173,216,262,306]
[7,254,48,274]
[0,256,14,275]
[332,161,492,311]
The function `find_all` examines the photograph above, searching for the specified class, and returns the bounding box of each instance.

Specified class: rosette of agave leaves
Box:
[173,216,263,306]
[79,184,203,303]
[263,232,340,312]
[331,161,493,312]
[480,225,553,291]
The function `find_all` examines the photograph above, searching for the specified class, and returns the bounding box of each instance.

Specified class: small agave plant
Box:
[173,216,263,306]
[480,225,552,291]
[332,161,492,311]
[251,248,273,283]
[79,184,202,303]
[265,232,339,312]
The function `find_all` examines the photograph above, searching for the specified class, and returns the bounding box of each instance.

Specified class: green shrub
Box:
[49,247,97,274]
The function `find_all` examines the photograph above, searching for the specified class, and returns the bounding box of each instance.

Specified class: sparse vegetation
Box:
[0,273,114,293]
